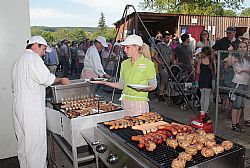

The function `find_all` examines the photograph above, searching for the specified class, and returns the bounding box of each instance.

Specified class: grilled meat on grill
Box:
[178,152,192,162]
[145,141,157,151]
[201,147,215,157]
[205,139,216,147]
[171,158,186,168]
[205,133,216,140]
[131,130,171,151]
[211,144,225,155]
[104,112,164,129]
[222,140,233,150]
[185,145,198,155]
[166,138,178,149]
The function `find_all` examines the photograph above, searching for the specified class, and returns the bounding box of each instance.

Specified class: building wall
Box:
[115,12,250,42]
[0,0,30,159]
[179,15,250,40]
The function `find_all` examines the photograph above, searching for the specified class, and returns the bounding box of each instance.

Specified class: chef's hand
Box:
[60,78,71,85]
[53,77,71,85]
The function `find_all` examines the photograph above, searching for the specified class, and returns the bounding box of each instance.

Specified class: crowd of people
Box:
[44,37,125,78]
[43,27,250,134]
[11,26,250,168]
[151,27,250,133]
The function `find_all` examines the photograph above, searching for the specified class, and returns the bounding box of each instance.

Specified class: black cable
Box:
[109,5,130,102]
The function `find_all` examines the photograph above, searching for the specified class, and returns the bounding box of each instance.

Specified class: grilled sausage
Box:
[157,125,178,135]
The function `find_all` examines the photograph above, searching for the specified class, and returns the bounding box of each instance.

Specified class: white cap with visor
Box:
[120,34,143,47]
[27,36,52,52]
[96,36,108,47]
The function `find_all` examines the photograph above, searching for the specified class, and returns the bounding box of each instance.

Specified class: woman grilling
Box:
[92,34,157,116]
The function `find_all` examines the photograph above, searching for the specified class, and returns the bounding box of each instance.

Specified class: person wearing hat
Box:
[80,36,111,79]
[91,34,157,116]
[11,36,71,168]
[212,26,241,112]
[212,26,241,60]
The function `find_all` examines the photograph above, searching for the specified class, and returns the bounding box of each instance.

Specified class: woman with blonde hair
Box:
[140,43,152,60]
[91,34,157,116]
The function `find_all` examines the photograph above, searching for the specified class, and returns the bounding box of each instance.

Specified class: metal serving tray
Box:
[50,79,95,104]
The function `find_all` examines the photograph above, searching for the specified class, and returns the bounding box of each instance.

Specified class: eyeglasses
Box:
[226,32,233,34]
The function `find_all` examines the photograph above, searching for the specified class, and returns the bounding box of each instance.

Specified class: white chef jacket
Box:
[11,49,55,168]
[82,45,106,77]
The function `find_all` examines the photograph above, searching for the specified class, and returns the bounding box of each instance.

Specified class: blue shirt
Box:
[44,48,58,65]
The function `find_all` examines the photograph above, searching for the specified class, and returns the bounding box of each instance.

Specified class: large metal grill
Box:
[96,117,246,168]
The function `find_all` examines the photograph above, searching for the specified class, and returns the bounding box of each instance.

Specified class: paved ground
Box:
[1,82,249,168]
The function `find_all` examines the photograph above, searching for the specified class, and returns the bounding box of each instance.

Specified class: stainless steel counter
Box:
[46,105,131,168]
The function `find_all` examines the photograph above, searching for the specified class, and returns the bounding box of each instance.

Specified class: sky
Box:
[29,0,250,27]
[29,0,145,27]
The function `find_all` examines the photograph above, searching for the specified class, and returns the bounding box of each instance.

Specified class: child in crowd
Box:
[196,46,215,113]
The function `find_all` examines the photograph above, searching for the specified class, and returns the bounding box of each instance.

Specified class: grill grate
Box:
[98,119,245,168]
[52,102,122,118]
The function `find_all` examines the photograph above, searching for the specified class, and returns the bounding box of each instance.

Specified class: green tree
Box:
[30,26,116,44]
[240,7,250,16]
[223,9,238,16]
[101,28,116,42]
[53,29,71,42]
[42,31,54,44]
[139,0,245,16]
[31,27,44,36]
[66,28,87,42]
[98,12,107,32]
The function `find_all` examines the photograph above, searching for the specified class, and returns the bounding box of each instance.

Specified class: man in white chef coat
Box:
[11,36,70,168]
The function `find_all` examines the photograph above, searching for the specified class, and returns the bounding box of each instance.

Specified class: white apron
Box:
[11,49,55,168]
